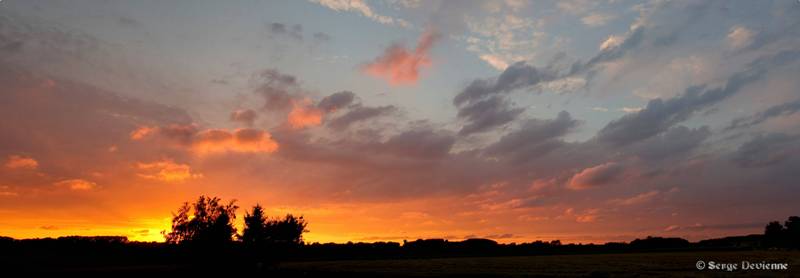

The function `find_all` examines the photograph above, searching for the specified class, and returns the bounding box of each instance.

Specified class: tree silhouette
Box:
[264,214,308,245]
[784,216,800,248]
[241,204,269,246]
[163,195,239,245]
[764,220,785,248]
[241,206,308,247]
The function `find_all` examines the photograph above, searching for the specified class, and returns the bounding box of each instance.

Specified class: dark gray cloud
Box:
[268,22,332,44]
[317,91,355,112]
[734,133,800,168]
[483,111,578,160]
[457,96,524,135]
[596,50,800,146]
[453,62,557,106]
[254,69,300,111]
[380,128,456,159]
[327,105,397,130]
[269,22,303,41]
[568,162,624,190]
[726,98,800,131]
[630,126,711,161]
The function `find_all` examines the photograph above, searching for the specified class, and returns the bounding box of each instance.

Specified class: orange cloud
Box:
[130,126,156,140]
[0,185,18,197]
[130,125,279,155]
[287,98,323,129]
[4,155,38,170]
[137,159,202,182]
[192,128,279,154]
[363,29,440,86]
[54,179,97,191]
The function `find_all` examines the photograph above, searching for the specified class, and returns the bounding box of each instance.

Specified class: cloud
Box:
[54,179,97,191]
[193,128,280,154]
[0,187,19,197]
[230,109,258,126]
[727,25,754,49]
[254,69,301,111]
[363,29,440,86]
[457,96,525,135]
[610,190,660,206]
[132,125,279,155]
[450,60,574,134]
[268,22,303,41]
[380,128,456,159]
[595,52,786,147]
[254,72,390,130]
[479,54,509,71]
[327,105,398,130]
[575,27,645,74]
[567,162,623,190]
[733,133,800,168]
[312,0,410,27]
[316,91,355,112]
[453,61,558,106]
[581,12,616,27]
[267,22,332,44]
[564,208,600,223]
[630,126,711,161]
[726,98,800,130]
[136,159,202,182]
[664,222,764,232]
[4,155,38,170]
[619,107,643,113]
[483,111,578,160]
[483,233,516,239]
[288,98,324,129]
[599,35,623,50]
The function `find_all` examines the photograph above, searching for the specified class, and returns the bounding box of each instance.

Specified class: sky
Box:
[0,0,799,244]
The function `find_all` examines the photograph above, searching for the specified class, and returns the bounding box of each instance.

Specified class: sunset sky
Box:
[1,0,799,244]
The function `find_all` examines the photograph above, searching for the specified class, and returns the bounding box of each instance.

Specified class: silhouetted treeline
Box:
[0,197,797,273]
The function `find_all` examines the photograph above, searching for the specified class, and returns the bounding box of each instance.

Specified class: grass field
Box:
[276,251,800,277]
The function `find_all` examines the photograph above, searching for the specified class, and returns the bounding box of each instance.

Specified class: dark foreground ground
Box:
[274,251,800,277]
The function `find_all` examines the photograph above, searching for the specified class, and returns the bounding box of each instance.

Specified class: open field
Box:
[276,251,800,277]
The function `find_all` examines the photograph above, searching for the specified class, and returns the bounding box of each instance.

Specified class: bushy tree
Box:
[784,216,800,248]
[241,206,308,246]
[264,214,308,245]
[163,196,239,245]
[241,204,268,246]
[764,220,787,248]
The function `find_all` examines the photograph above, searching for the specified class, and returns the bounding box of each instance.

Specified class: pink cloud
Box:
[287,98,324,129]
[567,162,623,190]
[610,190,660,206]
[362,29,440,86]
